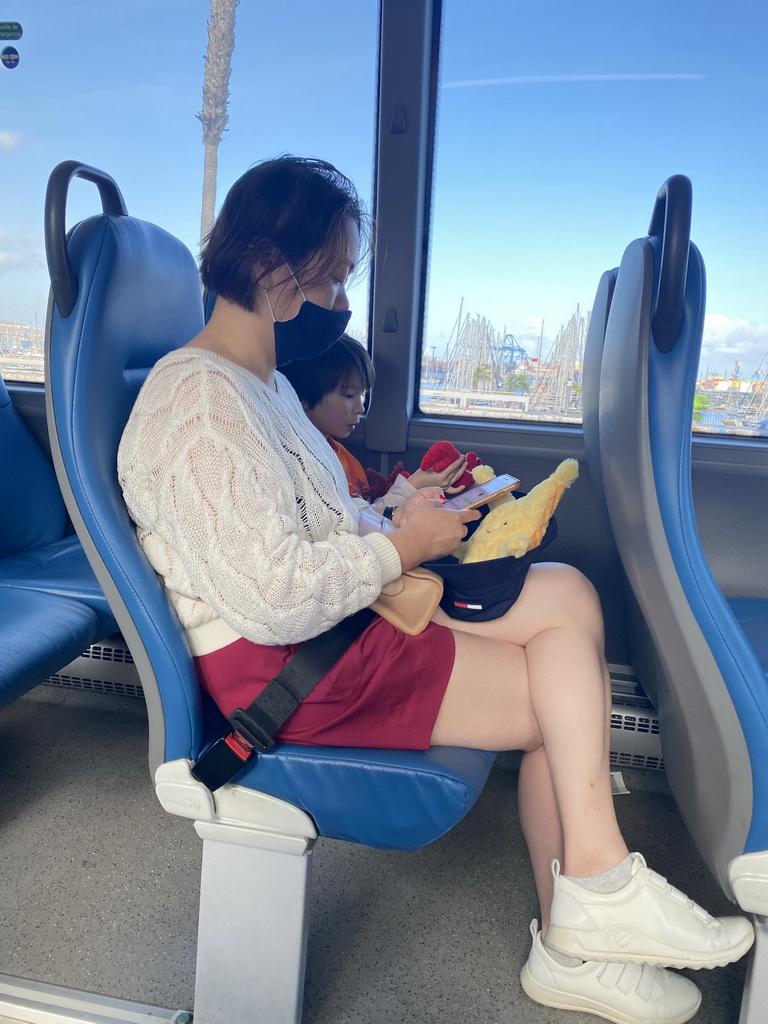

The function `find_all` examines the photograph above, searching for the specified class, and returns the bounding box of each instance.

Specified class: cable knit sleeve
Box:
[118,351,402,646]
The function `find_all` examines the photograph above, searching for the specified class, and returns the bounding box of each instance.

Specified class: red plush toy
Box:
[359,461,408,503]
[420,441,482,490]
[360,442,481,502]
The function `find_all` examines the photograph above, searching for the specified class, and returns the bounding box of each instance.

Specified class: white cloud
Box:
[510,319,553,356]
[518,315,547,334]
[0,130,22,152]
[442,74,706,90]
[0,231,45,276]
[700,313,768,377]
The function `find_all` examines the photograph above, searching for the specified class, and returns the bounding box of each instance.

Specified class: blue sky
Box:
[430,0,768,380]
[1,0,765,380]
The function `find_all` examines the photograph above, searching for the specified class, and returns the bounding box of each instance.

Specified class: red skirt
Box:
[194,615,455,750]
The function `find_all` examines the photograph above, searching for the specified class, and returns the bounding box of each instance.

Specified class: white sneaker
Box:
[545,853,754,969]
[521,920,702,1024]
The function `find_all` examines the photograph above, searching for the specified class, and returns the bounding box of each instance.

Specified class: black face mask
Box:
[267,266,351,366]
[274,301,351,366]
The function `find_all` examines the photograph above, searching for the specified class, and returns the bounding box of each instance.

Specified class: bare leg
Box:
[517,747,563,931]
[430,562,628,924]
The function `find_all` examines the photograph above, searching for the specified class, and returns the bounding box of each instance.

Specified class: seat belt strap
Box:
[191,607,376,791]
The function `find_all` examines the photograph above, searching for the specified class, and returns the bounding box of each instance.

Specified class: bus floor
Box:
[0,684,748,1024]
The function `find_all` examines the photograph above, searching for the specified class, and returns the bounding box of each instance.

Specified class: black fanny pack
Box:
[424,494,558,622]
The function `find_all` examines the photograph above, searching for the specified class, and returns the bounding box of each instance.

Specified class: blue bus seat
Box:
[581,266,616,522]
[584,175,768,1024]
[0,365,115,712]
[43,161,496,1024]
[0,586,101,711]
[0,371,116,636]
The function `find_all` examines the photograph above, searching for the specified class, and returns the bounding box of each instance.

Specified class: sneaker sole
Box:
[520,963,702,1024]
[544,922,755,970]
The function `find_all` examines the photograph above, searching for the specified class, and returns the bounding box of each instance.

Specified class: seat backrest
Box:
[44,161,206,774]
[581,267,616,522]
[0,372,68,558]
[596,175,768,896]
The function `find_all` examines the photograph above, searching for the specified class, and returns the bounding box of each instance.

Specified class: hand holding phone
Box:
[441,473,520,511]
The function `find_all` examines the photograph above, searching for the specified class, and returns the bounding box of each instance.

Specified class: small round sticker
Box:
[1,46,19,69]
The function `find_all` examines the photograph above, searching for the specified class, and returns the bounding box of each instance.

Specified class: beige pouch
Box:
[370,566,444,635]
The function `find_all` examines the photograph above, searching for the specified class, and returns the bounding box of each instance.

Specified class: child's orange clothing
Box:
[327,436,367,497]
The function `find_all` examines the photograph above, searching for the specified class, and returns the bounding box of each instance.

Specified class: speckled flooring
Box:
[0,685,749,1023]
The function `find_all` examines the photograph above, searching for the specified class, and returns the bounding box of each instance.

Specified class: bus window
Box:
[0,1,378,385]
[421,0,768,437]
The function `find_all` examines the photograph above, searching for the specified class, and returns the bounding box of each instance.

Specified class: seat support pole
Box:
[193,828,314,1024]
[740,914,768,1024]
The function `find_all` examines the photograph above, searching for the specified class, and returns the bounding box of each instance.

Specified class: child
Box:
[280,334,468,506]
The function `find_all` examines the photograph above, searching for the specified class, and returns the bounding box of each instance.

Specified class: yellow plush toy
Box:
[457,459,579,563]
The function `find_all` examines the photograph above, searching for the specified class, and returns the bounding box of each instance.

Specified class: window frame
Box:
[5,0,767,481]
[363,0,768,474]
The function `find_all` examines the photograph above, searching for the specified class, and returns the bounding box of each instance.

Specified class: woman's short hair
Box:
[280,333,375,409]
[200,155,367,312]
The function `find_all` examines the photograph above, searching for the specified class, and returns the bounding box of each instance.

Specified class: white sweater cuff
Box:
[186,617,244,657]
[360,531,403,585]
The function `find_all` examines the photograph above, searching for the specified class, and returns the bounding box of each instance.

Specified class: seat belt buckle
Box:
[190,731,255,791]
[230,708,277,754]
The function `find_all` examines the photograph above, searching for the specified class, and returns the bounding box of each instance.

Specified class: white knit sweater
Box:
[117,348,402,655]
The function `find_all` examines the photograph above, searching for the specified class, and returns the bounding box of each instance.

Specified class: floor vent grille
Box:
[46,672,145,700]
[610,710,660,736]
[610,750,665,772]
[609,684,665,771]
[45,634,144,699]
[79,641,135,664]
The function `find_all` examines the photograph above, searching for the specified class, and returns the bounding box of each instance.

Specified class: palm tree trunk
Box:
[201,138,219,242]
[198,0,239,246]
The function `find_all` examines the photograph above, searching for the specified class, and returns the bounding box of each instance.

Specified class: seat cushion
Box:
[230,741,497,851]
[197,670,496,851]
[0,588,101,711]
[0,535,116,637]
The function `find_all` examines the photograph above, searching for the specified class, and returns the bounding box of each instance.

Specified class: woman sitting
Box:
[118,154,753,1024]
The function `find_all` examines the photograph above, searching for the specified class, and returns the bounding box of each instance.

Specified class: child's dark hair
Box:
[281,334,375,409]
[200,154,368,312]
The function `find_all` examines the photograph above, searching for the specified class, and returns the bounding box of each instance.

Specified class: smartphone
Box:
[441,473,520,511]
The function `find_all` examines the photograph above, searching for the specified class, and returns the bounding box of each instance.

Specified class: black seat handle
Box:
[648,174,692,353]
[45,160,128,318]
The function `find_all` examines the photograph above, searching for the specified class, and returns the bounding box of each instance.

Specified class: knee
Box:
[554,562,600,604]
[532,563,605,636]
[558,564,603,621]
